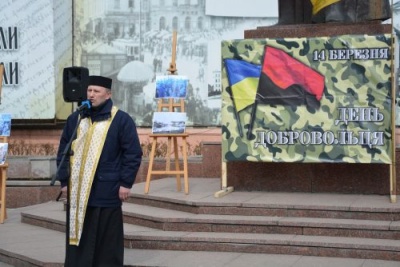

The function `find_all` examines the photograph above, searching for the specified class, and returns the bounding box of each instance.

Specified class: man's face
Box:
[87,85,111,107]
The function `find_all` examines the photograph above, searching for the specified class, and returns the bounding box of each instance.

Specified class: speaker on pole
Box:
[63,67,89,102]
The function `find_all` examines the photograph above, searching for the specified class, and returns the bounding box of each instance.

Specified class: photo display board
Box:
[221,34,393,164]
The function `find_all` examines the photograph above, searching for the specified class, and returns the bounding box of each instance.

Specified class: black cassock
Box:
[65,207,124,267]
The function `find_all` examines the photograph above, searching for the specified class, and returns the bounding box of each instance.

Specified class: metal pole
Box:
[390,0,397,203]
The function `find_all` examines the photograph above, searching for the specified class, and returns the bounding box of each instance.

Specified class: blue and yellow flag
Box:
[224,59,261,112]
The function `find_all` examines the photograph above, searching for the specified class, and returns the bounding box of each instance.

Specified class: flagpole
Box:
[247,100,258,139]
[390,0,397,203]
[226,86,244,137]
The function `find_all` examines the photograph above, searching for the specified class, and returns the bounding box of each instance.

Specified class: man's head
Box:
[87,75,112,107]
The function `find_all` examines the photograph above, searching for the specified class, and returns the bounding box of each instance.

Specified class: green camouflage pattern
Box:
[221,34,394,164]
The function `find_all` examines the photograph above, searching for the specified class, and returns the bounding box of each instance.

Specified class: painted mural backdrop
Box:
[73,0,277,127]
[221,34,393,164]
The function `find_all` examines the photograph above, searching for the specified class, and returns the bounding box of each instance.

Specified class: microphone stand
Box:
[50,111,84,265]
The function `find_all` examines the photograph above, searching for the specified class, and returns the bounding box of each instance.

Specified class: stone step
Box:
[124,226,400,261]
[2,209,400,267]
[12,177,400,264]
[19,201,400,261]
[128,191,400,221]
[21,201,400,240]
[122,203,400,240]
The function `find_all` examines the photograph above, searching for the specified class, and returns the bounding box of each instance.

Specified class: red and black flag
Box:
[247,46,325,139]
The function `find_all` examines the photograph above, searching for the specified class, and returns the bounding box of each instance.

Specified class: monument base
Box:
[244,21,391,39]
[227,160,396,195]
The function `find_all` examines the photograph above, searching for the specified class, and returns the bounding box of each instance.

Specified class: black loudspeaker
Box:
[63,67,89,102]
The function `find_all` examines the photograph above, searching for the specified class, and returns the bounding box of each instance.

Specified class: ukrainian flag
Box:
[310,0,341,15]
[224,59,261,112]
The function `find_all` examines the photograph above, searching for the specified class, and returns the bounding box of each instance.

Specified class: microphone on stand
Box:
[77,100,91,112]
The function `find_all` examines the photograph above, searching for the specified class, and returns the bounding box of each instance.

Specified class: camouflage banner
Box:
[221,34,393,164]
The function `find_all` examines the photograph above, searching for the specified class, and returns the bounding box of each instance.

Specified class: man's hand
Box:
[119,186,131,201]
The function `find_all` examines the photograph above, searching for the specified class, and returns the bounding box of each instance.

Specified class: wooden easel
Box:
[145,31,190,194]
[0,137,8,224]
[0,64,8,223]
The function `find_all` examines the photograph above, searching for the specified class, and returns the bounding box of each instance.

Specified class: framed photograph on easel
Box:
[155,75,188,99]
[152,112,187,134]
[0,114,11,137]
[0,143,8,165]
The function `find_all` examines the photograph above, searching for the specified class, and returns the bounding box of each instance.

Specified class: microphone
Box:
[77,100,91,112]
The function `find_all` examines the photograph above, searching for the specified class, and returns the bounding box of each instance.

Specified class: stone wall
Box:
[4,141,400,208]
[5,141,222,208]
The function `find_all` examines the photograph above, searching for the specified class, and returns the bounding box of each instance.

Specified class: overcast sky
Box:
[205,0,278,17]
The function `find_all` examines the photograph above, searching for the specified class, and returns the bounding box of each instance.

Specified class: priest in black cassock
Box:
[57,75,142,267]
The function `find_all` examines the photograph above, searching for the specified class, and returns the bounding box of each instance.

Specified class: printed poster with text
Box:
[221,34,393,164]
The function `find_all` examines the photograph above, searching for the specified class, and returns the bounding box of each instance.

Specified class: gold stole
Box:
[68,106,118,245]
